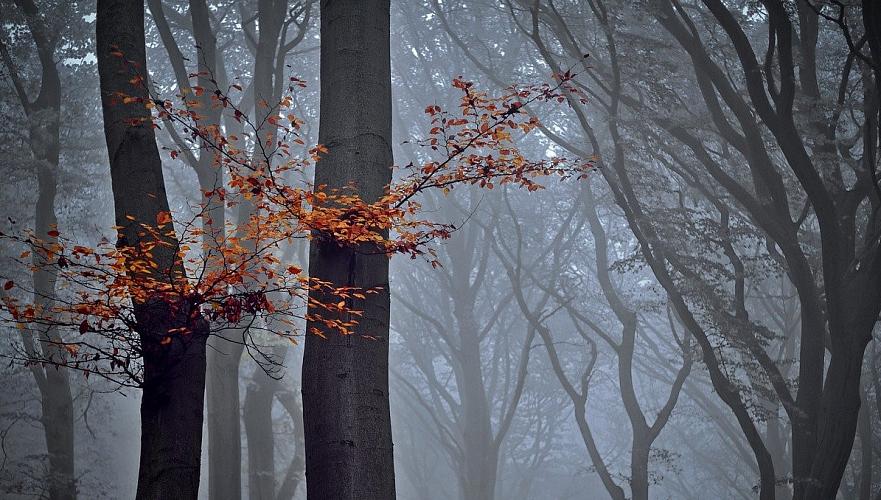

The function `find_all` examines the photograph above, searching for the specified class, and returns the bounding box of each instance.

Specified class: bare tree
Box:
[0,2,75,497]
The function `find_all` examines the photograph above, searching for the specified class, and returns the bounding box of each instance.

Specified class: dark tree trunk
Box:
[858,381,873,500]
[301,1,395,499]
[803,334,872,500]
[96,2,209,498]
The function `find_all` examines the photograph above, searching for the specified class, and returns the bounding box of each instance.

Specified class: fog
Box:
[0,1,879,499]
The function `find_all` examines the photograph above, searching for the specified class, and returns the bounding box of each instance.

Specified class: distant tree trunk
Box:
[0,1,77,497]
[244,351,281,500]
[241,4,287,498]
[301,0,395,498]
[206,342,244,499]
[96,2,209,498]
[275,387,306,500]
[28,52,77,500]
[40,372,74,500]
[35,145,76,500]
[455,318,496,500]
[443,247,500,500]
[243,345,306,500]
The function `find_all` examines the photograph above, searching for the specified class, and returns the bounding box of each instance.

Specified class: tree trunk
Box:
[4,0,78,496]
[275,388,306,500]
[206,343,244,500]
[630,437,650,500]
[96,2,209,498]
[803,335,871,500]
[41,369,75,500]
[245,365,279,500]
[187,3,242,497]
[301,1,395,499]
[858,380,872,500]
[456,331,495,500]
[32,101,77,500]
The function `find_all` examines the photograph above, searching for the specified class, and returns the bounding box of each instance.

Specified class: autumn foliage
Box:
[0,67,590,385]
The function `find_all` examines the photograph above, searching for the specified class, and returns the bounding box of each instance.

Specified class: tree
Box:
[491,182,692,500]
[504,1,881,497]
[0,1,75,498]
[96,1,209,497]
[298,5,584,499]
[3,3,583,498]
[147,2,315,496]
[300,0,396,497]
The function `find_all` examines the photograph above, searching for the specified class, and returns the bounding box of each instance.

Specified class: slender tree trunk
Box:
[192,11,243,496]
[301,1,395,498]
[2,1,78,496]
[96,2,209,498]
[275,388,306,500]
[245,360,280,500]
[41,369,75,500]
[766,400,792,500]
[32,106,77,500]
[456,329,495,500]
[239,4,287,497]
[206,343,244,499]
[858,380,873,500]
[630,437,650,500]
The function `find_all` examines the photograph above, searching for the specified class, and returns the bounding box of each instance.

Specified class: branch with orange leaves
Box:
[0,66,592,386]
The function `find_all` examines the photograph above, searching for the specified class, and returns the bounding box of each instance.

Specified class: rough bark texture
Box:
[96,2,209,498]
[301,1,395,499]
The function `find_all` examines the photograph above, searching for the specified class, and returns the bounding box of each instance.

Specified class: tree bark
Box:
[96,2,209,498]
[301,1,395,499]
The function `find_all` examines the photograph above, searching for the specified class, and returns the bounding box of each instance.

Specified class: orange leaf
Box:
[156,211,172,226]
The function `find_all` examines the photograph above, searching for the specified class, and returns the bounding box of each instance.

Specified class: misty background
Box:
[1,1,879,499]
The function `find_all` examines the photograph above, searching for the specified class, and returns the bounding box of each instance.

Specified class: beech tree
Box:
[17,1,868,498]
[433,0,881,498]
[96,1,211,497]
[0,1,75,498]
[2,4,583,500]
[146,1,315,496]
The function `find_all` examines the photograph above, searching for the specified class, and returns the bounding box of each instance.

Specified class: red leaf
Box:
[3,281,13,290]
